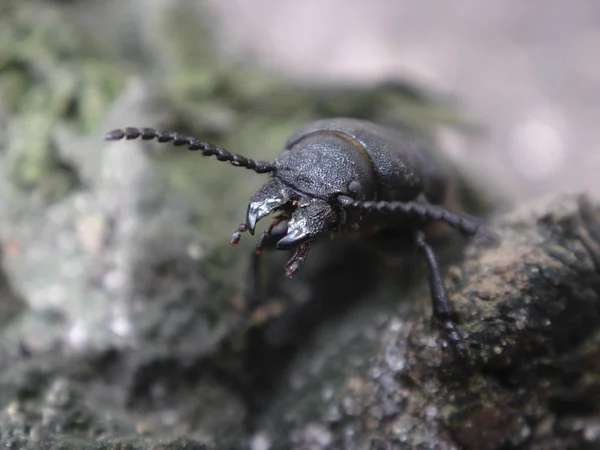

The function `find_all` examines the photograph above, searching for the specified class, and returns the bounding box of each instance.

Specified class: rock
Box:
[257,194,600,449]
[0,79,249,448]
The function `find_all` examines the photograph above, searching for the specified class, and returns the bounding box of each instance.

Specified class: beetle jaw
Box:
[230,176,342,277]
[244,178,294,234]
[276,198,336,277]
[243,177,337,244]
[246,197,287,235]
[235,182,338,276]
[275,199,335,249]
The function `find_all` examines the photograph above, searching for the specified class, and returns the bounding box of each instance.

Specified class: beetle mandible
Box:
[104,117,499,358]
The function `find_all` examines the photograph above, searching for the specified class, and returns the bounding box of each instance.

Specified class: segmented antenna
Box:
[346,199,500,243]
[104,127,275,174]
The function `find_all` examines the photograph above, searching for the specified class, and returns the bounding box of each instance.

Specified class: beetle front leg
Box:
[244,250,263,313]
[414,229,468,359]
[238,219,290,327]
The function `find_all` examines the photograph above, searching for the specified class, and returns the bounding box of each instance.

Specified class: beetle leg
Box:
[414,229,469,359]
[244,249,263,312]
[245,218,289,312]
[235,233,275,330]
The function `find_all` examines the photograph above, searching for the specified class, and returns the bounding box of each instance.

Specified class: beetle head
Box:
[245,177,336,249]
[103,124,340,278]
[232,133,375,276]
[230,177,338,277]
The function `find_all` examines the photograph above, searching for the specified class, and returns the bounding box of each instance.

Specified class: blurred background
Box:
[204,0,600,202]
[3,0,599,203]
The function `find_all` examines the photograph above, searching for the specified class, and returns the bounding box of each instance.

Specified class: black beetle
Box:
[104,117,499,358]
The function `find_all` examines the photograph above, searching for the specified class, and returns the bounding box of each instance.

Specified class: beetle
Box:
[104,117,499,358]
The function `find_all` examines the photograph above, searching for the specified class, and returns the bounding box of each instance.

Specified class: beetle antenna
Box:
[341,198,500,243]
[104,127,275,174]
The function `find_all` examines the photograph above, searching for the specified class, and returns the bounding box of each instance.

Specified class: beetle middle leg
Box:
[414,228,468,359]
[246,218,287,307]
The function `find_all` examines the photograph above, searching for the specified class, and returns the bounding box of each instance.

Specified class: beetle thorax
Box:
[274,132,375,202]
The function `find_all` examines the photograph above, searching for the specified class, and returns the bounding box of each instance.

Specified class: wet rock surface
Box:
[1,2,599,449]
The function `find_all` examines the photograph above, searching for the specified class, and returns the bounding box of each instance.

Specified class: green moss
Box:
[0,3,127,202]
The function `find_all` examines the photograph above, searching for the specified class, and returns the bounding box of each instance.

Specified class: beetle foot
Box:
[440,319,470,360]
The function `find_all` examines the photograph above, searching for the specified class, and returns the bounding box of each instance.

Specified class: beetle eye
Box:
[348,180,363,198]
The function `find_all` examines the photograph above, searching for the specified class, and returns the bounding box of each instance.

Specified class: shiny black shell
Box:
[274,118,449,204]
